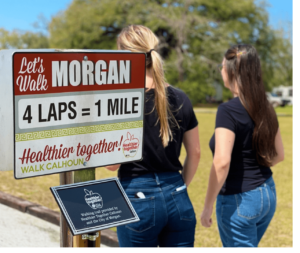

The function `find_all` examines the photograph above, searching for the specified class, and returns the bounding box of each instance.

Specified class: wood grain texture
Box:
[59,172,73,247]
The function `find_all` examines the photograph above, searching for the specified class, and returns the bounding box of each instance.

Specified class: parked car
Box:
[266,92,290,107]
[272,86,293,105]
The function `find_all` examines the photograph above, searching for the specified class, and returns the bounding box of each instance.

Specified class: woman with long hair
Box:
[106,25,200,247]
[200,44,284,247]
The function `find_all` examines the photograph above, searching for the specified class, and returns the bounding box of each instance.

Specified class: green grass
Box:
[275,105,293,115]
[0,113,292,247]
[195,105,293,116]
[195,103,219,108]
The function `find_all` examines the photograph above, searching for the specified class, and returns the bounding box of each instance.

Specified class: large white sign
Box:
[0,50,146,178]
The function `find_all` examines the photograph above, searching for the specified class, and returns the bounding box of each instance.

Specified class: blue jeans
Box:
[117,171,196,247]
[216,176,277,247]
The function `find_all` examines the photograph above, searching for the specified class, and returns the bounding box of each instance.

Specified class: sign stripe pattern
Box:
[15,121,143,142]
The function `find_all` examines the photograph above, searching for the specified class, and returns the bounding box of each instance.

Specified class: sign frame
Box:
[50,177,140,236]
[11,51,146,179]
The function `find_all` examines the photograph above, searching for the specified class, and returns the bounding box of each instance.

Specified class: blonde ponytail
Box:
[117,25,175,147]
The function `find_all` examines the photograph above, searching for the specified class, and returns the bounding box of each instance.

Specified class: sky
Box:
[0,0,293,33]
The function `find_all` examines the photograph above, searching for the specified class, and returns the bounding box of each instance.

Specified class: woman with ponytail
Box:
[200,45,284,247]
[106,25,200,247]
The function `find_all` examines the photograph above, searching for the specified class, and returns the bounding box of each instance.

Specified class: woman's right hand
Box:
[200,206,213,227]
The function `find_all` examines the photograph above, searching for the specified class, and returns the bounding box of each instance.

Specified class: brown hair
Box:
[117,25,175,147]
[224,44,278,167]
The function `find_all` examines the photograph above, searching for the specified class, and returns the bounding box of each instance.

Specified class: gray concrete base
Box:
[0,191,119,247]
[0,203,60,247]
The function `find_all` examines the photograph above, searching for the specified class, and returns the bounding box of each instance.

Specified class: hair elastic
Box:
[146,49,155,58]
[236,51,246,56]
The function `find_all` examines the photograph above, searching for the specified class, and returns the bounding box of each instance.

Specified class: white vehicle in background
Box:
[266,92,284,107]
[272,86,293,105]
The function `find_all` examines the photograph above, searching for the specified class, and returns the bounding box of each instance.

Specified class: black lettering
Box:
[23,105,33,123]
[108,99,119,116]
[58,102,67,120]
[48,103,57,121]
[95,100,101,117]
[124,98,130,114]
[132,97,139,114]
[120,98,123,115]
[38,104,47,122]
[68,101,77,119]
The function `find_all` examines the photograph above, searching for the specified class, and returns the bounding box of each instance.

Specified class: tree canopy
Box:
[0,0,292,104]
[0,29,49,49]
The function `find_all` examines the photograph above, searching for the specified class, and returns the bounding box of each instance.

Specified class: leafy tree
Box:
[0,28,49,49]
[47,0,292,104]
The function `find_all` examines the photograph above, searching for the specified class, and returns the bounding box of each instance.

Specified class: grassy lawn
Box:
[194,105,292,116]
[0,112,292,247]
[275,105,293,115]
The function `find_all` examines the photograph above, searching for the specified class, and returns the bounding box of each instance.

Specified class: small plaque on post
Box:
[50,177,139,235]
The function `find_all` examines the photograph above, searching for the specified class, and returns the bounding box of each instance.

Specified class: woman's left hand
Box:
[105,164,120,171]
[201,207,213,227]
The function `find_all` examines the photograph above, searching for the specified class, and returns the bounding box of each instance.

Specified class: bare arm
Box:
[271,128,284,166]
[182,126,201,187]
[201,128,235,227]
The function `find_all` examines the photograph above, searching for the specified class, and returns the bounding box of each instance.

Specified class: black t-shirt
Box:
[118,86,198,178]
[209,97,272,195]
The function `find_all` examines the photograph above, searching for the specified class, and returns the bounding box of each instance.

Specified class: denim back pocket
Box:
[270,186,276,201]
[171,189,195,221]
[125,197,155,233]
[235,188,263,220]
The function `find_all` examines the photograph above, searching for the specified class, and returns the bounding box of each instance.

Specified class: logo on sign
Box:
[122,132,140,158]
[84,189,103,209]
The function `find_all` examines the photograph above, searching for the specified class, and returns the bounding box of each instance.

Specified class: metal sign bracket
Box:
[82,232,99,241]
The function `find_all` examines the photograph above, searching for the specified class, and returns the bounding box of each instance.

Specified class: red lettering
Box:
[113,141,118,152]
[77,143,81,156]
[36,151,43,162]
[18,148,31,164]
[98,140,103,154]
[19,144,75,165]
[86,145,93,161]
[93,144,99,154]
[30,151,36,163]
[57,144,63,159]
[51,145,58,159]
[47,146,53,160]
[108,142,113,152]
[62,148,68,158]
[67,147,74,157]
[100,139,107,153]
[80,145,86,156]
[43,145,48,161]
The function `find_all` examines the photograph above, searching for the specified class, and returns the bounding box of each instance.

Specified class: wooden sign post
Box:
[60,172,74,247]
